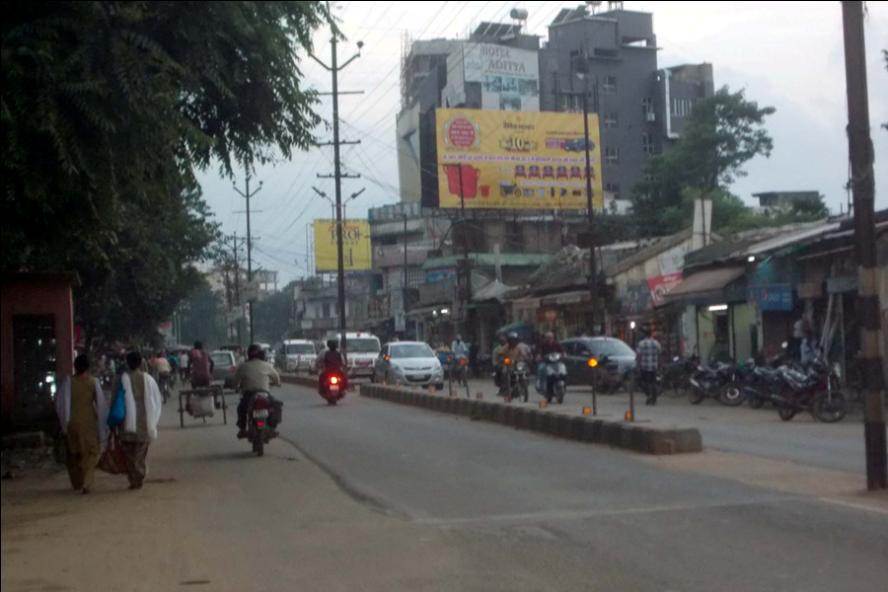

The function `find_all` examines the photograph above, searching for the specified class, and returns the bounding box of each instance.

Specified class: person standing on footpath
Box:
[55,354,108,494]
[189,341,213,388]
[119,351,162,490]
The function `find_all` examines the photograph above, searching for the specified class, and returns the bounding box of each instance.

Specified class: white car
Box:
[282,339,317,373]
[373,342,444,389]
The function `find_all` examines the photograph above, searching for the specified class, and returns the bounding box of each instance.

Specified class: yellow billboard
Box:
[436,108,603,210]
[313,219,371,272]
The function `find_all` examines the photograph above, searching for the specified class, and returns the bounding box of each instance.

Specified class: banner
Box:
[313,219,371,272]
[464,43,539,111]
[436,108,603,210]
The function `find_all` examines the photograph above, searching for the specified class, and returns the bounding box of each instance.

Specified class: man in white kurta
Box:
[120,351,162,490]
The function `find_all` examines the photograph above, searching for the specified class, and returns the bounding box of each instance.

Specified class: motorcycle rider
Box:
[450,335,469,385]
[235,344,281,439]
[499,332,531,396]
[319,339,347,395]
[535,332,564,394]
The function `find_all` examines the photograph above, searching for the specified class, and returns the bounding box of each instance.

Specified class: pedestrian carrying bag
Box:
[107,380,126,428]
[97,431,127,475]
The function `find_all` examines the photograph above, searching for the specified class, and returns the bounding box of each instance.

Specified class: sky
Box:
[196,1,888,284]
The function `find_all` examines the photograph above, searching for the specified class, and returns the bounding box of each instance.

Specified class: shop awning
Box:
[540,290,591,307]
[663,267,746,305]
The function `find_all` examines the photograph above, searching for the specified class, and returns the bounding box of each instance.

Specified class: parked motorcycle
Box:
[688,362,743,406]
[661,355,698,397]
[319,370,347,406]
[246,390,280,456]
[773,359,846,423]
[540,352,568,404]
[733,361,784,409]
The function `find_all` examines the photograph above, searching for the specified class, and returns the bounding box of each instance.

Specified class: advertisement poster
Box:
[435,108,603,210]
[313,219,371,272]
[647,273,684,307]
[463,43,539,111]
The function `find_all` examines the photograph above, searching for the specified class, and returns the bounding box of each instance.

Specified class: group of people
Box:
[56,351,163,493]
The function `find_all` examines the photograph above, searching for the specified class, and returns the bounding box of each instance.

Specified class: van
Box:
[321,332,381,378]
[281,339,318,374]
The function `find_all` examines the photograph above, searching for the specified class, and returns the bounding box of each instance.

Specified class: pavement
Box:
[2,381,887,592]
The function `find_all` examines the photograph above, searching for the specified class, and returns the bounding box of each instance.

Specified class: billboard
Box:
[435,108,603,210]
[313,219,371,272]
[464,43,539,111]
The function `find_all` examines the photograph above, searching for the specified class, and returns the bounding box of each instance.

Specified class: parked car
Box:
[560,337,636,392]
[281,339,318,373]
[210,350,237,389]
[373,342,444,389]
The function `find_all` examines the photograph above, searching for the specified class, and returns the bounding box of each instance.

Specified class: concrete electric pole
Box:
[233,169,263,345]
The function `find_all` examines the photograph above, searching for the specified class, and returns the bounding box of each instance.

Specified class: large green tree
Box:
[631,87,776,235]
[2,1,328,346]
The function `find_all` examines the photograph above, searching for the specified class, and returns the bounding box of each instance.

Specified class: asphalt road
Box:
[3,382,886,592]
[462,379,868,473]
[279,383,888,591]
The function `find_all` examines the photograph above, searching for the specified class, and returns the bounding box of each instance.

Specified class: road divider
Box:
[359,384,702,455]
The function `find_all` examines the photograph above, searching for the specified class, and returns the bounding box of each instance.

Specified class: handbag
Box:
[97,430,128,475]
[107,378,126,427]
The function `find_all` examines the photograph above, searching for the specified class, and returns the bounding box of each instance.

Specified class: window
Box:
[390,343,435,359]
[642,133,655,155]
[605,183,621,199]
[604,147,620,164]
[560,94,581,112]
[603,112,619,128]
[670,98,694,118]
[642,97,655,122]
[322,302,331,319]
[601,75,617,93]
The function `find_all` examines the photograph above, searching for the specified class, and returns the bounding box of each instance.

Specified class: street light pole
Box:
[841,0,886,491]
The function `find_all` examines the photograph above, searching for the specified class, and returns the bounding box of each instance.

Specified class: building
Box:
[2,273,77,432]
[292,273,374,341]
[753,191,824,215]
[540,5,714,201]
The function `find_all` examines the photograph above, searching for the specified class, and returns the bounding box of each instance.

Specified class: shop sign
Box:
[748,284,793,312]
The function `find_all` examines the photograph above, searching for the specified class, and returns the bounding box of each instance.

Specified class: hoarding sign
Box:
[436,108,603,210]
[463,43,539,111]
[313,219,371,272]
[648,273,684,308]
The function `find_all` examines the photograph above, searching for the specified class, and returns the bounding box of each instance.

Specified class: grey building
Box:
[540,5,714,200]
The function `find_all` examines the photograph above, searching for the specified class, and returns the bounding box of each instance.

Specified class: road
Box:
[461,378,867,473]
[3,382,887,592]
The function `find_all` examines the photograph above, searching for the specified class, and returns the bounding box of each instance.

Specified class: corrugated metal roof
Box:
[665,267,746,300]
[422,253,552,271]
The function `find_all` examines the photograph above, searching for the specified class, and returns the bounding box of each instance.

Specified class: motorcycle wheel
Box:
[719,385,745,407]
[521,384,529,403]
[778,407,797,422]
[688,389,705,405]
[813,393,846,423]
[327,399,338,406]
[556,385,565,405]
[748,397,765,410]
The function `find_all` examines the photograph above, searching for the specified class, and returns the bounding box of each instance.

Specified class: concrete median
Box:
[359,384,702,455]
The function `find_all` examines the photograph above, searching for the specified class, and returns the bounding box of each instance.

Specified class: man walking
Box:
[636,327,662,406]
[119,351,163,490]
[56,354,107,494]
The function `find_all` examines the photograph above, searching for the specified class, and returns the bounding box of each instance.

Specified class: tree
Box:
[631,87,776,235]
[2,1,329,345]
[252,282,297,345]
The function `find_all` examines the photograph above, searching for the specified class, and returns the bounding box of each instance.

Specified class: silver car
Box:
[373,342,444,389]
[210,350,237,389]
[561,337,637,392]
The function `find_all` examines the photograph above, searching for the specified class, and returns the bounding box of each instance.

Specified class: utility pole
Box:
[233,170,263,345]
[842,0,886,491]
[403,213,409,339]
[311,21,363,362]
[456,164,472,341]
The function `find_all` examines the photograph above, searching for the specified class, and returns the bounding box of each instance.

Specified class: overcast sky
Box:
[196,1,888,283]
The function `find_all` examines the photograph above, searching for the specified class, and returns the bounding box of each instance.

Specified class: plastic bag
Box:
[107,380,126,427]
[97,431,127,475]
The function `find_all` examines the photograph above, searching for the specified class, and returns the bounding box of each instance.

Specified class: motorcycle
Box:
[688,362,743,406]
[773,359,846,423]
[661,355,698,397]
[246,390,279,456]
[732,361,784,409]
[500,357,529,402]
[319,370,347,406]
[158,373,172,405]
[539,352,567,404]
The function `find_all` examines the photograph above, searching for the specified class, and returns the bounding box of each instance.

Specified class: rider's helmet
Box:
[247,344,262,360]
[507,331,519,345]
[327,339,339,351]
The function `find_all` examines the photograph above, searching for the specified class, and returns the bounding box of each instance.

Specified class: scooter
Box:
[539,353,567,404]
[246,390,279,457]
[319,370,347,406]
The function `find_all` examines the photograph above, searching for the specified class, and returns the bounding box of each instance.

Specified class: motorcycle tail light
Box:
[256,420,266,428]
[329,376,340,385]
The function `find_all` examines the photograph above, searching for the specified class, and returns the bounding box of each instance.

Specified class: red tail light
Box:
[329,376,340,385]
[256,420,266,428]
